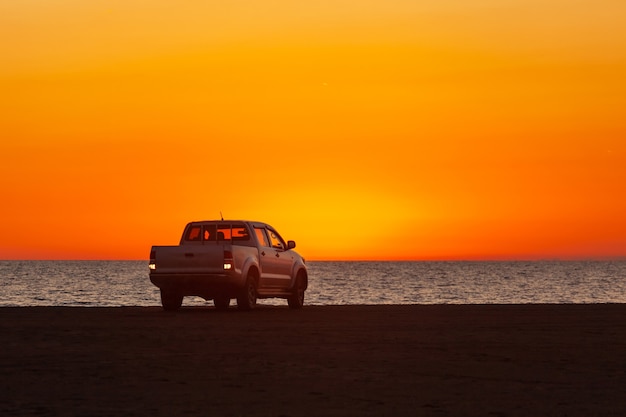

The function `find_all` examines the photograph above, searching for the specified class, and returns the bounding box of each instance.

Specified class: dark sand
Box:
[1,304,625,416]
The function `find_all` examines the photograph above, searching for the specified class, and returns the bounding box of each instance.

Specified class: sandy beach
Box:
[1,304,625,416]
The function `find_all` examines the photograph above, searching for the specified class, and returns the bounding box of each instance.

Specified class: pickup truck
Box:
[149,220,308,311]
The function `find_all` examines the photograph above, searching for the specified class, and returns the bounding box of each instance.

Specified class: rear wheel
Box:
[237,272,258,311]
[160,289,183,311]
[288,272,306,309]
[214,296,230,311]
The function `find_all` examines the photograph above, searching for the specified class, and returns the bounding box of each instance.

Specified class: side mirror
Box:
[287,240,296,250]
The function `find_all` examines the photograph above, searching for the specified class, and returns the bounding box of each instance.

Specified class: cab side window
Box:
[254,227,270,248]
[267,230,284,250]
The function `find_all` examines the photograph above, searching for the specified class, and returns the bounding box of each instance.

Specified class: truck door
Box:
[254,227,283,288]
[265,227,295,289]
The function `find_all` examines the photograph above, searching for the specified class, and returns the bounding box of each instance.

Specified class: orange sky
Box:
[1,0,625,260]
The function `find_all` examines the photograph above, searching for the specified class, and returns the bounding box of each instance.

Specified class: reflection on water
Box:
[0,260,625,307]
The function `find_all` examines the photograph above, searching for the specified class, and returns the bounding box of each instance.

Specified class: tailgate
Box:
[151,245,228,274]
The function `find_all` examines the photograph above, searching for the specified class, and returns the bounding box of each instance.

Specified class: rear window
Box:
[185,223,251,244]
[213,224,250,242]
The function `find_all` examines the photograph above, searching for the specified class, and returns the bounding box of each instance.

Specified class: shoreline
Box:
[2,304,625,416]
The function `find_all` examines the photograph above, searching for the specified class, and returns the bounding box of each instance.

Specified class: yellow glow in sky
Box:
[1,0,625,260]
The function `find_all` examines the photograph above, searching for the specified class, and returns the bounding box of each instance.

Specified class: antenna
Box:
[220,211,224,221]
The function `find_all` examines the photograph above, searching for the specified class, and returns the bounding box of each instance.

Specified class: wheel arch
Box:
[241,257,260,286]
[291,266,308,290]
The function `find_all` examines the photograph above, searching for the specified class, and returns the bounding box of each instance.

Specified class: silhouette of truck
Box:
[149,220,308,311]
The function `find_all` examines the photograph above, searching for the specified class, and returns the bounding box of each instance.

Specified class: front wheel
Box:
[237,273,258,311]
[160,289,183,311]
[287,273,306,309]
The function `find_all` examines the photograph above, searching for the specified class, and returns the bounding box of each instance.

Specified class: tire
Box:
[214,296,230,311]
[237,273,258,311]
[161,289,183,311]
[288,273,306,309]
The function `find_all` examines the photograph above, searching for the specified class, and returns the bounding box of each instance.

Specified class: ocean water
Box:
[0,260,625,307]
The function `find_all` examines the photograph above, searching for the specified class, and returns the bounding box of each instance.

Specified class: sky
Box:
[1,0,625,260]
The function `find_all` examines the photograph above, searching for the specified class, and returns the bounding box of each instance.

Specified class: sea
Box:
[0,260,625,307]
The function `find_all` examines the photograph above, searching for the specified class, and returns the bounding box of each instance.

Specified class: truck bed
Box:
[150,244,229,275]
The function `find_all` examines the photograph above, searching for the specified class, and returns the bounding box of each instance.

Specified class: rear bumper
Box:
[150,273,242,298]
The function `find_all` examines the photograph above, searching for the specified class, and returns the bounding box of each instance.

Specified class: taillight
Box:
[223,250,233,270]
[149,250,156,270]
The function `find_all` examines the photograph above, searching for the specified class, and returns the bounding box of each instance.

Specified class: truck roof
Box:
[188,220,260,223]
[187,220,273,228]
